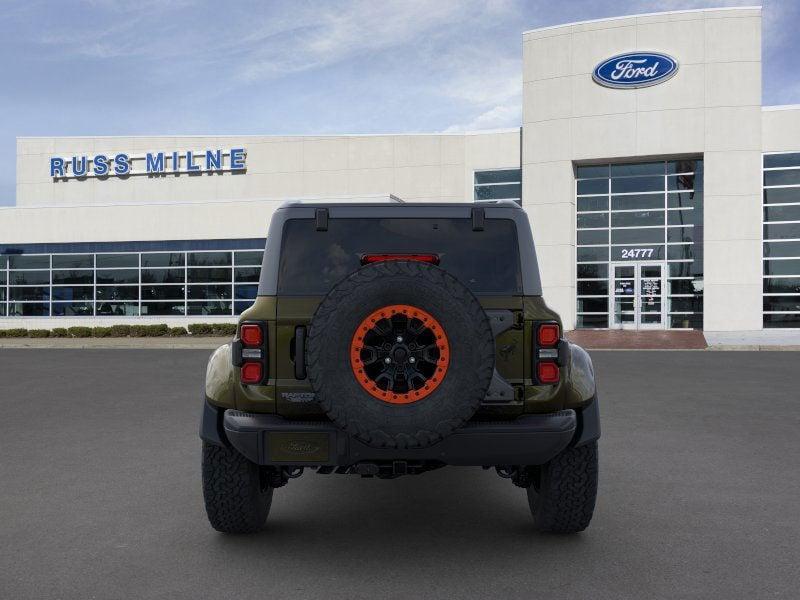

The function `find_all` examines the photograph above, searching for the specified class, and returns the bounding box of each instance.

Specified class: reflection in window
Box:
[474,169,522,205]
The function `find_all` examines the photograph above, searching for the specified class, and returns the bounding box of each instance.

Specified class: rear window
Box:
[277,218,522,295]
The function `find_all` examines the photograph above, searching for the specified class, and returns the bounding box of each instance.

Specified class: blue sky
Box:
[1,0,798,206]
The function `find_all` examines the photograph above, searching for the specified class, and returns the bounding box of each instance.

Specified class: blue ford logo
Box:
[593,52,678,89]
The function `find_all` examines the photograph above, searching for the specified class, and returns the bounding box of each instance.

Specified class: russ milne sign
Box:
[49,148,246,179]
[592,52,678,89]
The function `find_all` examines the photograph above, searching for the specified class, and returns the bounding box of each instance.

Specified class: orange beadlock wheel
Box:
[349,304,450,404]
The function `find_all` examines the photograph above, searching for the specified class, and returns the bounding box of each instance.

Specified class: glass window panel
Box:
[187,301,232,316]
[576,165,608,179]
[667,174,699,191]
[577,297,608,312]
[611,210,664,227]
[140,302,185,316]
[234,251,263,266]
[669,297,703,312]
[764,223,800,240]
[8,302,49,316]
[763,241,800,258]
[141,253,184,268]
[577,230,608,245]
[141,268,184,284]
[96,286,139,301]
[577,281,608,295]
[234,284,258,300]
[96,302,138,316]
[0,255,6,269]
[0,288,5,301]
[764,153,800,168]
[96,269,138,284]
[96,253,138,268]
[9,255,49,269]
[475,183,521,200]
[763,259,800,276]
[577,264,608,279]
[577,246,609,262]
[188,252,231,267]
[611,176,663,194]
[764,205,800,222]
[234,267,260,283]
[611,228,664,244]
[764,314,800,327]
[577,213,608,229]
[611,246,665,261]
[669,279,701,295]
[763,278,800,294]
[577,196,608,212]
[235,301,255,314]
[667,191,702,209]
[52,286,93,301]
[611,194,663,211]
[670,314,703,329]
[667,245,695,261]
[52,270,93,284]
[0,272,5,286]
[52,302,94,316]
[10,287,50,301]
[141,285,185,300]
[10,270,50,285]
[763,296,800,312]
[187,284,232,300]
[474,169,521,184]
[187,267,231,283]
[668,262,695,277]
[667,227,695,244]
[0,305,5,316]
[764,170,800,186]
[611,162,663,177]
[763,188,800,204]
[667,160,701,174]
[667,209,699,226]
[577,179,608,195]
[576,314,609,328]
[52,254,93,269]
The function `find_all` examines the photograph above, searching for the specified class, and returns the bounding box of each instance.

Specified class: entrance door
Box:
[610,262,666,330]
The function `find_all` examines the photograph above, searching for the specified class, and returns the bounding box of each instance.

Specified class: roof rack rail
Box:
[389,194,405,203]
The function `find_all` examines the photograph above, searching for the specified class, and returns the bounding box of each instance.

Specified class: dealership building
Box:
[1,6,799,333]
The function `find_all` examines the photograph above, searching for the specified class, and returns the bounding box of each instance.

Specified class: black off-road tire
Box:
[527,441,598,533]
[202,442,273,534]
[306,260,495,449]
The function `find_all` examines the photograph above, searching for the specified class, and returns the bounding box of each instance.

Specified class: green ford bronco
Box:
[200,199,599,534]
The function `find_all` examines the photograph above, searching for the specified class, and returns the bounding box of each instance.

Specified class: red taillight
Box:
[537,361,560,384]
[537,323,560,347]
[361,254,440,265]
[240,361,263,384]
[240,324,263,347]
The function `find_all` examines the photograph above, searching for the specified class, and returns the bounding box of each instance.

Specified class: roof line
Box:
[763,104,800,112]
[522,5,761,36]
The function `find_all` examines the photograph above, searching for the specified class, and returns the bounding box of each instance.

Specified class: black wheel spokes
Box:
[359,314,441,394]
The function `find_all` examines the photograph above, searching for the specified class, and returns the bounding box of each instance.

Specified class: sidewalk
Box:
[0,337,230,349]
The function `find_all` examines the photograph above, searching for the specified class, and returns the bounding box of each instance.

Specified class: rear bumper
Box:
[201,399,600,467]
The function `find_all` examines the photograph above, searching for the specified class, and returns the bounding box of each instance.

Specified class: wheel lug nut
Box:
[396,336,403,343]
[409,357,416,363]
[384,357,391,364]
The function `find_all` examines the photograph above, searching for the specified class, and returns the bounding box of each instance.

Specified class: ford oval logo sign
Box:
[593,52,678,89]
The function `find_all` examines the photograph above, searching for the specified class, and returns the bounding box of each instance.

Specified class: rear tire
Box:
[527,441,598,533]
[202,442,273,534]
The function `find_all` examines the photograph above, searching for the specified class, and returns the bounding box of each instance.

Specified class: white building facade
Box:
[2,6,799,333]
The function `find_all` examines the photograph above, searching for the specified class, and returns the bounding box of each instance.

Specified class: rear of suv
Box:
[200,199,600,534]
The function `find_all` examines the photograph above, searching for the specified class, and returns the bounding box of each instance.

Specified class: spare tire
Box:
[306,260,495,449]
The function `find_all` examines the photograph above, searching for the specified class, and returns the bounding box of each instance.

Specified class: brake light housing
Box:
[533,321,561,385]
[361,254,440,265]
[233,321,268,385]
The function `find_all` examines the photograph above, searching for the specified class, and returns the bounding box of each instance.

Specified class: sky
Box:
[1,0,798,206]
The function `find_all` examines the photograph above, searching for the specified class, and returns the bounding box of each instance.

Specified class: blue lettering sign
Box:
[50,157,65,177]
[114,153,130,175]
[72,156,88,177]
[171,151,180,171]
[186,150,200,172]
[205,149,222,170]
[230,148,246,170]
[93,154,109,176]
[146,152,165,173]
[593,52,678,89]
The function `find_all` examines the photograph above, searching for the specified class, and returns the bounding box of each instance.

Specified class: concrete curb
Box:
[0,337,231,349]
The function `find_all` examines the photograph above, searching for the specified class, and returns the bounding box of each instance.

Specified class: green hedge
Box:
[0,323,236,338]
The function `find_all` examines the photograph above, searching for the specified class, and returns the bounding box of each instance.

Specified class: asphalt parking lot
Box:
[1,349,798,599]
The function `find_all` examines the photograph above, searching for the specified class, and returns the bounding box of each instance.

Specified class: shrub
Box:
[28,329,51,338]
[145,324,169,337]
[129,325,148,338]
[67,326,93,338]
[211,323,237,336]
[51,328,70,338]
[109,324,132,337]
[4,328,29,337]
[188,323,214,336]
[168,326,188,336]
[92,327,112,338]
